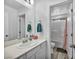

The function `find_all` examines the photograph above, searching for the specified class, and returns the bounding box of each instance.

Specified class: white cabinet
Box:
[27,54,35,59]
[27,42,46,59]
[17,41,47,59]
[36,47,45,59]
[18,56,24,59]
[26,45,40,59]
[17,54,27,59]
[36,42,46,59]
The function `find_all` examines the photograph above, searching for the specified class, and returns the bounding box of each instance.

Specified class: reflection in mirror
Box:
[19,14,25,39]
[4,0,27,41]
[4,0,34,47]
[4,0,27,47]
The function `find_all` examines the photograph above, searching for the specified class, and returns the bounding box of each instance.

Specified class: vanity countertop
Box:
[4,39,47,59]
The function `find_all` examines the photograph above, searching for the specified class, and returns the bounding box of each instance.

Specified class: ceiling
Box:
[4,0,25,10]
[34,0,68,5]
[4,0,67,10]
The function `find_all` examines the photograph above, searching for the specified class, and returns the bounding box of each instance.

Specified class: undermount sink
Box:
[17,40,39,49]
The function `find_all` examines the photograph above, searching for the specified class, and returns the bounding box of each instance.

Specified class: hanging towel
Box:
[37,23,42,32]
[27,24,32,32]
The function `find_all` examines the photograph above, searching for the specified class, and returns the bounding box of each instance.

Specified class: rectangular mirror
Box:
[4,0,27,41]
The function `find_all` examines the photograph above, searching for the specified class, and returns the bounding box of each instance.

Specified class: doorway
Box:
[50,17,68,59]
[50,17,67,48]
[19,14,25,39]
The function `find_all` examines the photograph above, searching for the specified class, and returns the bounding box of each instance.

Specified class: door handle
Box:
[70,44,75,48]
[19,32,21,33]
[5,35,8,37]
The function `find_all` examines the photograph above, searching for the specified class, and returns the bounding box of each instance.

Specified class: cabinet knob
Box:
[19,32,21,33]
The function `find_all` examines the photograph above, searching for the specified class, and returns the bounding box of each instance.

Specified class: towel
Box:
[37,23,42,32]
[27,24,32,32]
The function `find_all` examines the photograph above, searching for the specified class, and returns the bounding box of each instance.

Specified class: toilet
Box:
[51,42,55,54]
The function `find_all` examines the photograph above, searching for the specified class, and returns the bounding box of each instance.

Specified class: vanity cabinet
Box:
[36,46,46,59]
[17,41,47,59]
[27,54,35,59]
[36,42,46,59]
[17,54,27,59]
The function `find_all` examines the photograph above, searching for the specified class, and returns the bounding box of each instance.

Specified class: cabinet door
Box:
[27,45,40,59]
[36,42,47,59]
[27,54,35,59]
[17,54,27,59]
[18,56,24,59]
[36,47,45,59]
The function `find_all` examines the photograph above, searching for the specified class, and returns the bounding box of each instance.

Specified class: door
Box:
[4,12,9,40]
[19,14,25,38]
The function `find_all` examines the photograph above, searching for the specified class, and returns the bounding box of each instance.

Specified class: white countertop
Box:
[4,39,46,59]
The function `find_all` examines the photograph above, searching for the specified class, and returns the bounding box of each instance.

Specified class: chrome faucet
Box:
[29,35,32,41]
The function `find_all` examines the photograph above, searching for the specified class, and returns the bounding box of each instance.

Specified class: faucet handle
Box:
[22,39,28,43]
[26,34,28,38]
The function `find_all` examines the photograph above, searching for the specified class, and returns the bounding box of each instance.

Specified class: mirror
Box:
[4,0,27,41]
[4,0,34,42]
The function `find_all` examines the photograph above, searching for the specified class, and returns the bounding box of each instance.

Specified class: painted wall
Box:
[34,0,68,59]
[4,5,19,40]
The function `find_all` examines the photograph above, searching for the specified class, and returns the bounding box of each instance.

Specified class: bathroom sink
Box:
[17,40,38,49]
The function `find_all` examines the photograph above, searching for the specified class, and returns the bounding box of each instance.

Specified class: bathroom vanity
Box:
[4,39,47,59]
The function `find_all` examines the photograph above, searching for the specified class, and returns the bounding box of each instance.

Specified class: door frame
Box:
[18,13,26,39]
[49,0,74,59]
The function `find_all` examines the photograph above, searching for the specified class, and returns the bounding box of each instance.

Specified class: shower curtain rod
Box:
[51,17,67,21]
